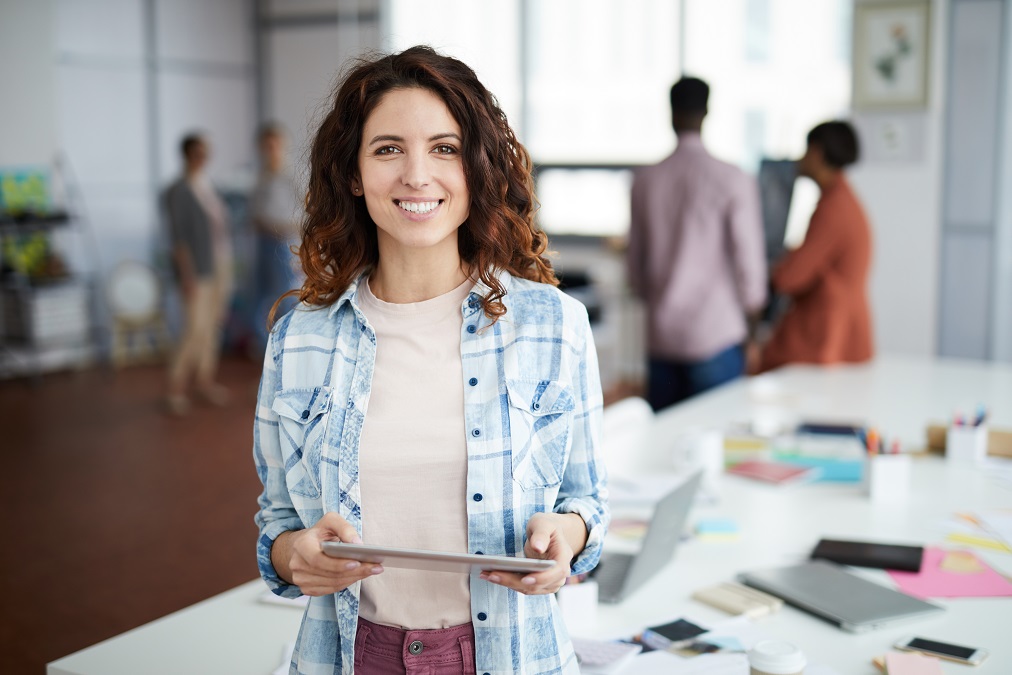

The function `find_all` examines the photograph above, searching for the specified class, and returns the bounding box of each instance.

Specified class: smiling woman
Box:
[352,87,471,297]
[253,46,609,675]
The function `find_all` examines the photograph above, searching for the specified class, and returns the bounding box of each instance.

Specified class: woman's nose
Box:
[401,153,431,189]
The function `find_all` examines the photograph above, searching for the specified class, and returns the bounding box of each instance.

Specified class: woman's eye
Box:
[375,146,401,155]
[433,144,458,155]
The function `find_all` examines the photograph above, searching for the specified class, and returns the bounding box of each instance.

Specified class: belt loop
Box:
[458,634,476,675]
[354,622,372,668]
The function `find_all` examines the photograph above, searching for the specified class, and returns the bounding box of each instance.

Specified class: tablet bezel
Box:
[320,542,557,574]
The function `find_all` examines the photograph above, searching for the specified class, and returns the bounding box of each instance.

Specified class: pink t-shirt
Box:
[357,276,473,629]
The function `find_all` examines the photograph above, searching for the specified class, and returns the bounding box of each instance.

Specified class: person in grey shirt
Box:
[164,133,233,415]
[249,123,302,354]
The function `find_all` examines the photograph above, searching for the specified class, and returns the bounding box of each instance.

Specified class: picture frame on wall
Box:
[853,1,931,109]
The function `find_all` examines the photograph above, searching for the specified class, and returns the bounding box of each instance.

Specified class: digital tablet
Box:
[320,542,557,574]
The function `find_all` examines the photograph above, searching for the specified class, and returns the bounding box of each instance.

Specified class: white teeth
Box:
[397,200,439,214]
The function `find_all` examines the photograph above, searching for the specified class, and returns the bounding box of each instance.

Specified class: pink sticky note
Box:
[888,547,1012,598]
[885,652,944,675]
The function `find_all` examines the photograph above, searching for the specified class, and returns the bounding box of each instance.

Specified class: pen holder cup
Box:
[864,453,912,503]
[946,425,988,463]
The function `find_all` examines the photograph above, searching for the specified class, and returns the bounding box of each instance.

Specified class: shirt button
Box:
[473,493,483,502]
[467,324,477,334]
[301,410,310,420]
[469,377,478,386]
[477,612,487,621]
[475,551,483,555]
[408,640,423,655]
[532,402,540,411]
[471,428,481,437]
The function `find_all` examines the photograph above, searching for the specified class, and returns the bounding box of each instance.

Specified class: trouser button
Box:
[408,640,423,655]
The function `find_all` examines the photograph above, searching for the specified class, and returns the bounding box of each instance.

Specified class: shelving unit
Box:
[0,212,98,379]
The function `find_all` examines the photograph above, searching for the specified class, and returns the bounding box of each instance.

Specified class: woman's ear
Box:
[351,178,362,195]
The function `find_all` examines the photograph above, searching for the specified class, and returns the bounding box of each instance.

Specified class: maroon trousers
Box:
[354,617,476,675]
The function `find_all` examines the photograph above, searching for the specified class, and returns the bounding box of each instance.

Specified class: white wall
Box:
[991,1,1012,363]
[848,0,948,358]
[54,0,257,280]
[0,0,58,166]
[260,1,381,183]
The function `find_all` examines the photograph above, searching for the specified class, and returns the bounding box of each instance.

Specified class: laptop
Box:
[738,560,944,633]
[593,470,702,603]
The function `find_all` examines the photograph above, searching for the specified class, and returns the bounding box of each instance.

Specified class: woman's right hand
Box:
[284,512,384,596]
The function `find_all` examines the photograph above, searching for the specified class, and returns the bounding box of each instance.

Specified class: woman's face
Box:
[797,142,823,179]
[355,87,470,261]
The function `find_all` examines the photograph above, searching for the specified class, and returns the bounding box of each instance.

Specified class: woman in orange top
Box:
[760,121,873,372]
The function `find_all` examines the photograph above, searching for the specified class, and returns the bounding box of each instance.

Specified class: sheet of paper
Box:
[608,474,687,507]
[978,510,1012,547]
[887,546,1012,598]
[628,650,748,674]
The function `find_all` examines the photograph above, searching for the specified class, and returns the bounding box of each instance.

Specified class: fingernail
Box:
[344,561,360,570]
[371,566,384,574]
[486,574,500,583]
[351,535,363,544]
[522,576,535,585]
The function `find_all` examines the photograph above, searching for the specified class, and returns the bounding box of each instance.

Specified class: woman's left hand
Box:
[479,512,584,595]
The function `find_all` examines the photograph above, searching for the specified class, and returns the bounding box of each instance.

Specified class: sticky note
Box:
[884,651,944,675]
[939,550,984,574]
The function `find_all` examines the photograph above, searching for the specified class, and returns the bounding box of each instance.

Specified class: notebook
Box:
[738,560,944,632]
[727,459,819,485]
[591,470,702,603]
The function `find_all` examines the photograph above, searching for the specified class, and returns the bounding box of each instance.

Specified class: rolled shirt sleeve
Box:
[253,325,306,598]
[553,309,609,576]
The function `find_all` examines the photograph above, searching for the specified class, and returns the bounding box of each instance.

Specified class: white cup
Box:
[946,425,987,463]
[865,453,912,503]
[671,428,723,488]
[748,640,806,675]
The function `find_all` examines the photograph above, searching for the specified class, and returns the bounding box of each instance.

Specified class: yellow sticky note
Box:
[945,532,1012,553]
[940,550,984,574]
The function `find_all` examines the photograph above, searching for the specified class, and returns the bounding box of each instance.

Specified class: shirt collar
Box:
[675,131,704,150]
[328,267,515,318]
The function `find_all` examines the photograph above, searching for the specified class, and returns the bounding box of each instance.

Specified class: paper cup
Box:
[748,640,806,675]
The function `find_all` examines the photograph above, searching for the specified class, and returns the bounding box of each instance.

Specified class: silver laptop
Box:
[593,470,703,604]
[738,560,944,632]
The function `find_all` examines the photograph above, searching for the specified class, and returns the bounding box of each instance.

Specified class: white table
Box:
[48,356,1012,674]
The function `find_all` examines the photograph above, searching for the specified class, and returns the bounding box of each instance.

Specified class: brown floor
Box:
[0,356,640,674]
[0,356,265,674]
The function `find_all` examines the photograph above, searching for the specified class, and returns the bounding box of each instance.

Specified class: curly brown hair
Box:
[281,45,557,324]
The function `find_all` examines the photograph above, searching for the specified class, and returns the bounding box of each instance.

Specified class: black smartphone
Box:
[810,538,924,572]
[894,636,989,665]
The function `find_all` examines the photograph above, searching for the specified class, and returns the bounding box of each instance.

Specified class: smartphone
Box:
[810,538,924,572]
[893,636,988,665]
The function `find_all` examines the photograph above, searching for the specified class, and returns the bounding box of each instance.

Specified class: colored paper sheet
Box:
[944,532,1012,553]
[884,652,944,675]
[887,547,1012,598]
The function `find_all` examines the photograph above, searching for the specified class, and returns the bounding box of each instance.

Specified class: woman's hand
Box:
[479,512,587,595]
[273,512,383,597]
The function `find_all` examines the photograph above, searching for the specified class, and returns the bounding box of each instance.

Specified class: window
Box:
[384,0,851,235]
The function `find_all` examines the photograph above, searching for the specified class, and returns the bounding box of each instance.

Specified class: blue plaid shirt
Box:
[254,270,609,675]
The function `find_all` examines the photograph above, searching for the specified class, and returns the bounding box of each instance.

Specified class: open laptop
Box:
[592,470,703,604]
[738,560,944,632]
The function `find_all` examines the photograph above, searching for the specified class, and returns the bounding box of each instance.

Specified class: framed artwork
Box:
[853,1,931,109]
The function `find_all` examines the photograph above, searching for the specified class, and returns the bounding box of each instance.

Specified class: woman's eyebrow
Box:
[367,132,462,146]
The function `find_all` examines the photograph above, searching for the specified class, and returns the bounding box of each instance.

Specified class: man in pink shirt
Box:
[627,77,767,410]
